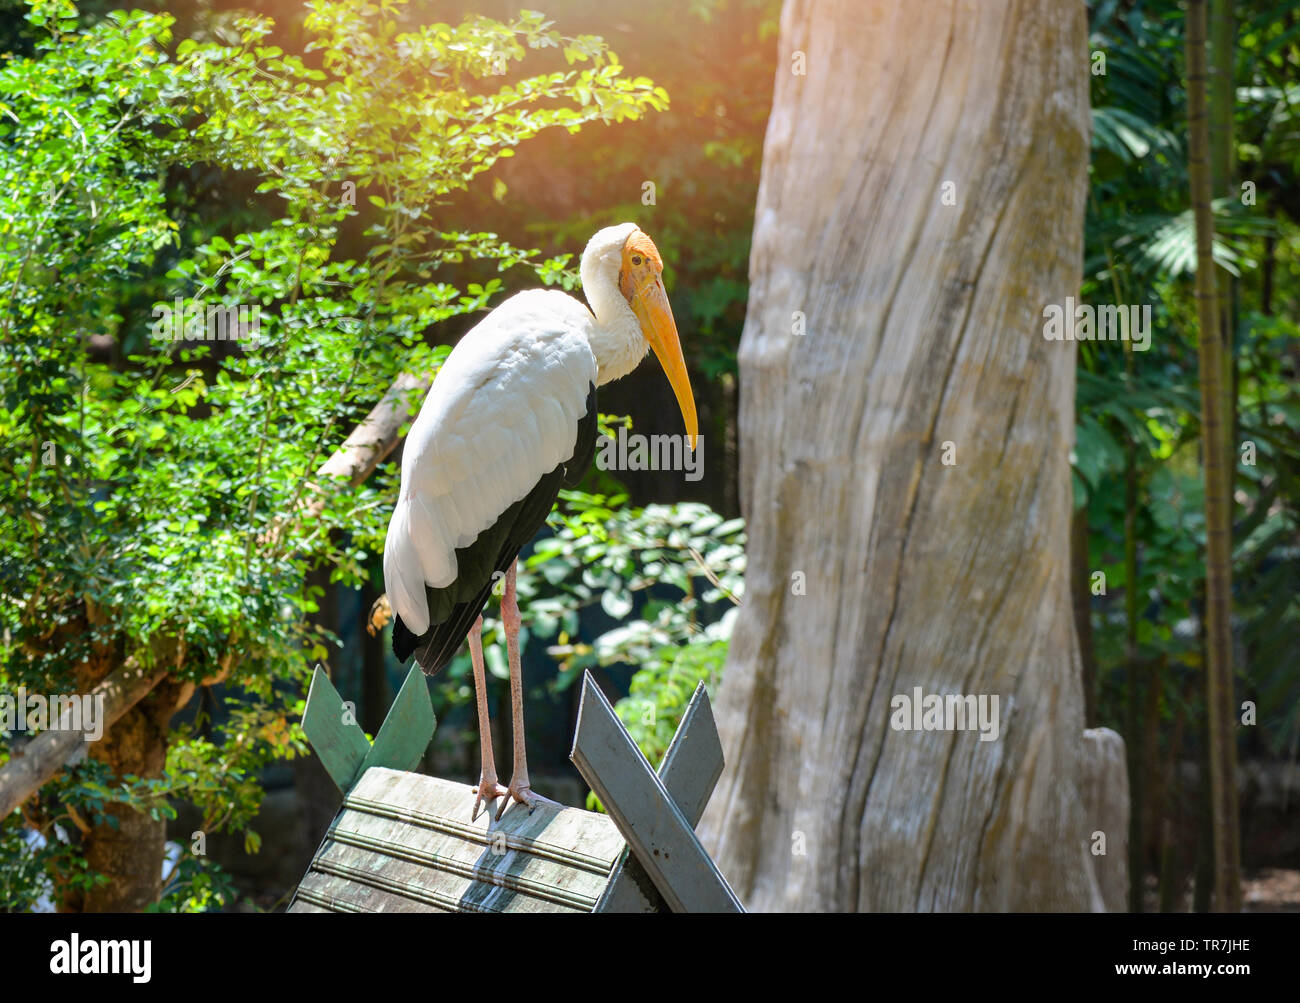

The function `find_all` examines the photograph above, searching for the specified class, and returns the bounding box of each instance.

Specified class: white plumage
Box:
[383,222,695,649]
[378,222,697,819]
[384,289,597,635]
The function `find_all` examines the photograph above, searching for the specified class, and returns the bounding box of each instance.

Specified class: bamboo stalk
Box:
[1186,0,1243,913]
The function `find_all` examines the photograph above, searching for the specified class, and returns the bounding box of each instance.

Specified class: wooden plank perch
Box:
[595,679,725,912]
[288,669,742,913]
[571,672,743,912]
[301,664,435,793]
[290,672,624,913]
[289,769,627,913]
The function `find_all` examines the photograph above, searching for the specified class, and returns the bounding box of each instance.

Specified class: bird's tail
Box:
[392,578,495,677]
[391,614,435,671]
[372,591,444,672]
[371,592,444,671]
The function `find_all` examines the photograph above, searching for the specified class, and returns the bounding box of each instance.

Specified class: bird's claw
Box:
[494,782,560,821]
[472,778,509,822]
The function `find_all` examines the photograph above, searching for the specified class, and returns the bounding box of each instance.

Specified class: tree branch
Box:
[0,642,175,818]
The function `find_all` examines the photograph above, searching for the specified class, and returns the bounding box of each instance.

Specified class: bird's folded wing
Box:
[384,291,597,635]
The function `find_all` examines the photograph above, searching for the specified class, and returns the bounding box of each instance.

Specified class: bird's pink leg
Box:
[468,615,507,821]
[497,561,559,819]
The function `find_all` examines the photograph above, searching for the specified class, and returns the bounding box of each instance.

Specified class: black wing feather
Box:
[392,383,598,674]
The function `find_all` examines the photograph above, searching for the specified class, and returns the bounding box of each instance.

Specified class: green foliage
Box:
[0,812,104,911]
[146,851,237,913]
[614,638,728,771]
[415,482,744,800]
[531,491,741,810]
[430,486,744,688]
[0,0,669,908]
[448,0,781,387]
[1084,0,1300,760]
[528,492,743,680]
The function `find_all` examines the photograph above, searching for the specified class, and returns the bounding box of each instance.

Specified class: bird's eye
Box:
[631,255,642,266]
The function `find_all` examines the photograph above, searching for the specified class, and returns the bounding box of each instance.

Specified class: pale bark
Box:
[699,0,1116,910]
[1080,728,1129,913]
[302,372,432,515]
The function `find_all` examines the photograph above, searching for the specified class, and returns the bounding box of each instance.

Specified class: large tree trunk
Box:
[71,680,192,912]
[699,0,1121,911]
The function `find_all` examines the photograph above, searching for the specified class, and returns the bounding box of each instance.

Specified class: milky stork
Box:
[383,223,697,820]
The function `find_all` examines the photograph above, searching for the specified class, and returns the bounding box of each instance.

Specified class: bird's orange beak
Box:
[629,278,698,451]
[621,236,698,451]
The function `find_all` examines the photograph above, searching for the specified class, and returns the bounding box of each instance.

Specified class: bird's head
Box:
[582,224,698,450]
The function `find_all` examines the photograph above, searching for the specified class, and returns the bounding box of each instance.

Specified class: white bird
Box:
[383,223,697,820]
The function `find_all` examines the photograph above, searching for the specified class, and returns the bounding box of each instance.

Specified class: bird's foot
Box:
[472,777,509,822]
[494,781,560,821]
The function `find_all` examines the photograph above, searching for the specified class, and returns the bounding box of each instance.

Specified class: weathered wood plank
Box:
[301,666,435,793]
[321,810,609,910]
[300,666,371,792]
[656,681,726,821]
[283,896,335,913]
[571,674,743,913]
[357,665,435,778]
[596,680,725,913]
[307,839,595,913]
[346,769,625,869]
[292,867,458,913]
[288,768,624,913]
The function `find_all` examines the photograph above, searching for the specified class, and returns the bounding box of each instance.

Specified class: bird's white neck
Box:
[584,283,648,387]
[580,224,648,386]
